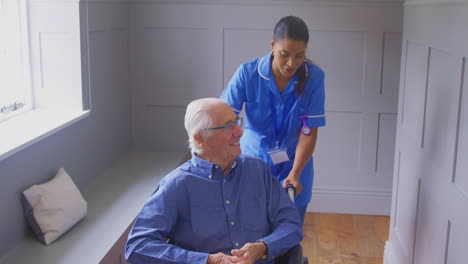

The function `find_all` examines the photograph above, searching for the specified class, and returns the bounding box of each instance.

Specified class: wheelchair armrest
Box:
[275,244,304,264]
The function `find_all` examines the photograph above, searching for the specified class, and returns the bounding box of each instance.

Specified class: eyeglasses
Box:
[204,117,243,132]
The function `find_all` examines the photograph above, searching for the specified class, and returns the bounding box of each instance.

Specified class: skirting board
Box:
[307,187,392,215]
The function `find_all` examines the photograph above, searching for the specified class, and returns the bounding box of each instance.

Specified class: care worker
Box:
[221,16,326,223]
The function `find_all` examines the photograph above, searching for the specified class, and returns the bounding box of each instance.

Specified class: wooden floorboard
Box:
[301,213,390,264]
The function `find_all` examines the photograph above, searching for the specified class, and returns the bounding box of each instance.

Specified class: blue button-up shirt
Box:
[125,154,302,264]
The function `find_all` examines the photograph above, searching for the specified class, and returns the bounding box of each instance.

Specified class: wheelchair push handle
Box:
[286,184,296,202]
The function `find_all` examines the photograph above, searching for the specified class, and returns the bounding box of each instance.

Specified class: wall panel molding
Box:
[392,151,401,228]
[420,47,430,148]
[310,185,392,215]
[376,112,397,174]
[399,40,408,125]
[381,32,402,98]
[410,178,421,264]
[314,186,392,196]
[453,57,467,198]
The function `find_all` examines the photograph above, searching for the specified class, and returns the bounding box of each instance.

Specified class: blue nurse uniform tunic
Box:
[221,52,326,208]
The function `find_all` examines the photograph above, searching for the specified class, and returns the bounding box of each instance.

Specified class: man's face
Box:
[197,103,243,166]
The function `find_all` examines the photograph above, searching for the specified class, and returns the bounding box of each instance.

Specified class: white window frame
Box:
[0,0,33,122]
[0,0,90,161]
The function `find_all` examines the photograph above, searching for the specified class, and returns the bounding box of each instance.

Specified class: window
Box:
[0,0,89,161]
[0,0,32,122]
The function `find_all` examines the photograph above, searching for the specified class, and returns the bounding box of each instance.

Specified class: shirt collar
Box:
[191,153,240,178]
[258,52,302,95]
[191,153,213,170]
[257,52,273,81]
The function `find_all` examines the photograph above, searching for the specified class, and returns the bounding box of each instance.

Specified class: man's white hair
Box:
[185,98,226,154]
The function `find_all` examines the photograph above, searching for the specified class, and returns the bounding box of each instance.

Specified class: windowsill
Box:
[0,109,90,162]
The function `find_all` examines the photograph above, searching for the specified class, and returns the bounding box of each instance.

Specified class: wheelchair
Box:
[273,185,309,264]
[275,244,308,264]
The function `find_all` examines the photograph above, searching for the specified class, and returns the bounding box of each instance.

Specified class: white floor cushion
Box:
[22,168,87,245]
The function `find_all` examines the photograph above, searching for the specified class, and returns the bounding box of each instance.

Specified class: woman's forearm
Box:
[290,127,318,179]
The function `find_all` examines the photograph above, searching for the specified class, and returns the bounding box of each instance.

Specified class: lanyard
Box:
[268,91,295,148]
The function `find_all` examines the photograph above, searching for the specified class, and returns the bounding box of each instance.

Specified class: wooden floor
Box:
[301,213,390,264]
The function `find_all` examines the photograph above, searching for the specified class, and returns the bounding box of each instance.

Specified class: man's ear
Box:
[270,38,275,52]
[194,132,205,149]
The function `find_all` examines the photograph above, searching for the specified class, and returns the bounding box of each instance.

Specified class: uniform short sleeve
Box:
[221,65,247,114]
[303,65,326,128]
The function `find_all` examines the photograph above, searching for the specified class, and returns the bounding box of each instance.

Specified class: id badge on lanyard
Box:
[268,145,289,165]
[267,92,294,165]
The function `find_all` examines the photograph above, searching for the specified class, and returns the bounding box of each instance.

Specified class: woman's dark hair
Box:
[273,16,310,96]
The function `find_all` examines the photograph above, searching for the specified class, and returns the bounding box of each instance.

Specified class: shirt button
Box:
[230,221,235,225]
[215,165,219,169]
[208,175,212,179]
[235,242,239,247]
[223,180,226,183]
[226,200,230,204]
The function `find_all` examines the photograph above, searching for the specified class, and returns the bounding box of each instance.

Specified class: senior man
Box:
[125,98,302,264]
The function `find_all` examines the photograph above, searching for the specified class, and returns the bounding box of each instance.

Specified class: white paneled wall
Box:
[130,0,403,215]
[86,1,131,157]
[385,1,468,263]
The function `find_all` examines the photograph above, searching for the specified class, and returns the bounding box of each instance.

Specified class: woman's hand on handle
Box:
[283,173,303,196]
